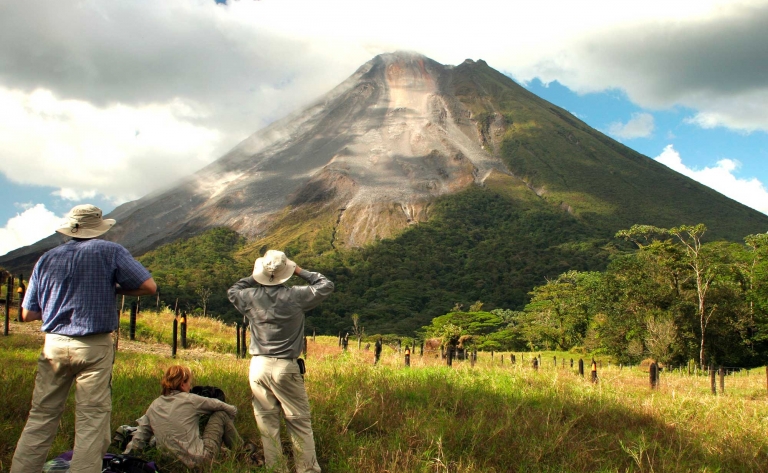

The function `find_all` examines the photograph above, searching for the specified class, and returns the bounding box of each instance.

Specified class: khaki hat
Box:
[55,204,115,239]
[253,250,296,286]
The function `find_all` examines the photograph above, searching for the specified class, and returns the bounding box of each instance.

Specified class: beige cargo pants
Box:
[249,356,321,473]
[11,333,114,473]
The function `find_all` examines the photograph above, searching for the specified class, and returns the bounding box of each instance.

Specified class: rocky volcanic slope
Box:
[3,51,767,274]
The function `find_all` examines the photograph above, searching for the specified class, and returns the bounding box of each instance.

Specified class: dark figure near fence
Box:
[11,204,156,473]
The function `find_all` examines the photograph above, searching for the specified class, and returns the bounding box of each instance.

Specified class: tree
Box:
[520,271,599,350]
[617,224,724,367]
[645,313,676,365]
[195,286,213,317]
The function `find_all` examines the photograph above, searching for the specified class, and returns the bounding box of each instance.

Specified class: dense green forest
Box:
[421,225,768,368]
[135,184,768,367]
[137,186,609,331]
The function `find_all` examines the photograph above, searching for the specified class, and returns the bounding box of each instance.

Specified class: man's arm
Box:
[116,277,157,296]
[228,276,257,314]
[21,308,42,322]
[292,265,334,311]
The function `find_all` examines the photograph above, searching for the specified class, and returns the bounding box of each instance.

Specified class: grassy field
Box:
[2,311,768,472]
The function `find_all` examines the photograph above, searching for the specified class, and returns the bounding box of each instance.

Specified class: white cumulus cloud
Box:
[0,204,65,257]
[608,112,655,139]
[0,87,221,203]
[654,145,768,214]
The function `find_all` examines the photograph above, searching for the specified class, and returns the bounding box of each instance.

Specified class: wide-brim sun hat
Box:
[55,204,115,239]
[253,250,296,286]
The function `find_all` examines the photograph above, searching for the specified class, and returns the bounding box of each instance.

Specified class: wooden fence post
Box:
[4,274,13,335]
[533,357,538,371]
[129,301,137,341]
[374,338,382,365]
[578,359,584,377]
[591,359,598,383]
[240,321,248,358]
[501,354,504,365]
[17,274,25,322]
[114,306,120,352]
[650,362,658,389]
[710,365,717,395]
[554,356,557,368]
[236,323,241,359]
[447,346,454,367]
[719,366,725,394]
[180,313,187,349]
[171,317,178,358]
[304,336,308,358]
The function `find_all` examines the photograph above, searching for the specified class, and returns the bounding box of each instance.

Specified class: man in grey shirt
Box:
[228,250,334,473]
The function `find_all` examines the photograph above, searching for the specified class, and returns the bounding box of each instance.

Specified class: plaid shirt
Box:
[24,239,152,336]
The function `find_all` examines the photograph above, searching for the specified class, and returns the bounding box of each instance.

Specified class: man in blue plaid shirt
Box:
[11,204,156,473]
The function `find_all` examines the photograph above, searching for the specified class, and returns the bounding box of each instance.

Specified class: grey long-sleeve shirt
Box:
[228,269,334,358]
[126,391,237,467]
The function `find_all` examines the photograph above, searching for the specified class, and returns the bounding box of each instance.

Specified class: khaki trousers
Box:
[249,356,321,473]
[200,410,243,463]
[11,333,114,473]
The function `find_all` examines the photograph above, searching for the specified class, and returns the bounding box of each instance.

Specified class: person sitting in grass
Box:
[125,365,255,468]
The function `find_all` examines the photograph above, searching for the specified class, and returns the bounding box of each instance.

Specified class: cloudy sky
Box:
[2,0,768,256]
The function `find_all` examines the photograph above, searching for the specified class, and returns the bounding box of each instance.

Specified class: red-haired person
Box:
[125,365,249,468]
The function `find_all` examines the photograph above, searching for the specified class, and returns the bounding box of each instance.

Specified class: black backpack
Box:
[191,385,226,402]
[103,454,159,473]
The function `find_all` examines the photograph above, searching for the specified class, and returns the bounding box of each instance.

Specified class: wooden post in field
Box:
[533,357,538,371]
[538,354,542,368]
[241,322,247,358]
[570,358,573,369]
[171,317,178,358]
[447,346,454,367]
[501,354,504,365]
[17,274,25,322]
[578,359,584,377]
[358,334,361,350]
[180,313,187,349]
[420,341,424,356]
[591,359,598,383]
[129,301,137,341]
[649,362,658,389]
[491,350,494,361]
[554,356,557,368]
[4,274,13,335]
[471,350,476,368]
[374,337,382,365]
[236,324,241,359]
[719,366,725,394]
[710,365,716,395]
[114,305,120,352]
[304,336,308,358]
[404,346,410,367]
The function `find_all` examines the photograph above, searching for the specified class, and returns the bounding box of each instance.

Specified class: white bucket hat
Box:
[55,204,115,239]
[253,250,296,286]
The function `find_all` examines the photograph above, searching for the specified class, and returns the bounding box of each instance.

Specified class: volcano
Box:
[3,51,768,275]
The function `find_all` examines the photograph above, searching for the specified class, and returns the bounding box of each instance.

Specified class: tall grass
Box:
[2,316,768,472]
